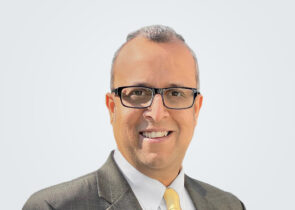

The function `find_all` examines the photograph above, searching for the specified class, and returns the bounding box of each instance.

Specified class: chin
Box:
[137,151,172,169]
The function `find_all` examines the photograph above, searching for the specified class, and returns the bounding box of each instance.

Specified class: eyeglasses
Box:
[111,86,200,110]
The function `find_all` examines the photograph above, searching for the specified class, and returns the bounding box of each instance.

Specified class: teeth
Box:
[142,131,169,138]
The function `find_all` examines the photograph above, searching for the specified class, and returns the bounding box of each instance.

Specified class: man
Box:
[23,25,245,210]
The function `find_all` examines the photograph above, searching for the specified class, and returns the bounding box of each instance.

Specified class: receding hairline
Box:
[110,25,200,90]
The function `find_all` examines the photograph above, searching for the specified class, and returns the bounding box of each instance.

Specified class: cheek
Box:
[115,108,142,138]
[174,111,196,141]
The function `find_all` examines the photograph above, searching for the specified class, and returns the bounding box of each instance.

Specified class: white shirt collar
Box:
[113,149,185,210]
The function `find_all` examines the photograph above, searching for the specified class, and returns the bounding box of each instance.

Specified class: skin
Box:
[106,36,203,186]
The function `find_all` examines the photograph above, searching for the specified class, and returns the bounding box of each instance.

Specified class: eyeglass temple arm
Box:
[111,88,119,95]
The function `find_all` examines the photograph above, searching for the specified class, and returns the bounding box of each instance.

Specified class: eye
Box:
[171,91,181,96]
[132,90,143,96]
[127,88,151,97]
[168,90,184,97]
[164,88,187,98]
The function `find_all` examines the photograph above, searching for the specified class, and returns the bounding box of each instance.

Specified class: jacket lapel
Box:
[96,151,142,210]
[185,175,214,210]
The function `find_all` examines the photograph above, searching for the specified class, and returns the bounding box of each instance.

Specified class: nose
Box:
[143,94,169,122]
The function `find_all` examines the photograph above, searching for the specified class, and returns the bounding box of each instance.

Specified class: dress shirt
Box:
[113,150,195,210]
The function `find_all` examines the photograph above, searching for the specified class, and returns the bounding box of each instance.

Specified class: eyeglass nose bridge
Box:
[152,88,164,95]
[149,88,166,108]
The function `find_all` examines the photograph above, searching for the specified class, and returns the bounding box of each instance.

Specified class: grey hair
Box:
[110,25,200,90]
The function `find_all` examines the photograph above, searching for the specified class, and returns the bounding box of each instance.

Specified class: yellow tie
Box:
[164,188,181,210]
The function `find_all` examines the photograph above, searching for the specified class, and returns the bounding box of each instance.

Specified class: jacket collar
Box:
[96,151,142,210]
[185,175,214,210]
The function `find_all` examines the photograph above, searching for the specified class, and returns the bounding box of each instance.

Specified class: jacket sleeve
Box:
[22,194,54,210]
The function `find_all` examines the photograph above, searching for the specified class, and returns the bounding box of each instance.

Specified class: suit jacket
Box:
[23,151,245,210]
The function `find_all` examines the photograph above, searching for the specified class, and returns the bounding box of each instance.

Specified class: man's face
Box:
[106,37,202,175]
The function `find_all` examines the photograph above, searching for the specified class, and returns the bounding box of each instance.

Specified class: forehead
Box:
[113,37,197,88]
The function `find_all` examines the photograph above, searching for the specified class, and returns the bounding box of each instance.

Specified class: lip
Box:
[139,128,172,132]
[139,130,173,143]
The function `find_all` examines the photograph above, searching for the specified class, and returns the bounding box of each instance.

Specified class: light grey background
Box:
[0,0,294,209]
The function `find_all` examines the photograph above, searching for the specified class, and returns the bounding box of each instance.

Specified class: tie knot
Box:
[164,188,181,210]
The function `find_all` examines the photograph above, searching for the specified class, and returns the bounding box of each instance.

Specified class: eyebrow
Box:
[131,82,186,88]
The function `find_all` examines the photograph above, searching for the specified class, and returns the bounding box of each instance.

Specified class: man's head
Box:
[106,25,203,185]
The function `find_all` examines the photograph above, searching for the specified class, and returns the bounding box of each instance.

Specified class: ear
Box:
[193,94,203,126]
[106,93,116,124]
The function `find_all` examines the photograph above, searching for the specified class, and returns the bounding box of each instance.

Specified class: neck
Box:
[132,159,183,187]
[141,167,181,186]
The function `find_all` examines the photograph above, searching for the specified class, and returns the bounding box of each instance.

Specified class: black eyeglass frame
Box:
[111,86,200,110]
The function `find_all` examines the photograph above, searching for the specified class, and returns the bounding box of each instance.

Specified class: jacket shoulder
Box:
[185,175,245,210]
[23,171,109,210]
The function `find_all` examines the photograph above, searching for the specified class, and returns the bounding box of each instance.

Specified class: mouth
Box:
[139,130,173,140]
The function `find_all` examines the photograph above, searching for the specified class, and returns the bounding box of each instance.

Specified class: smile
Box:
[139,131,173,139]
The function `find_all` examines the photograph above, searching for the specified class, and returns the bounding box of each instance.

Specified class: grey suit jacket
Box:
[23,151,245,210]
